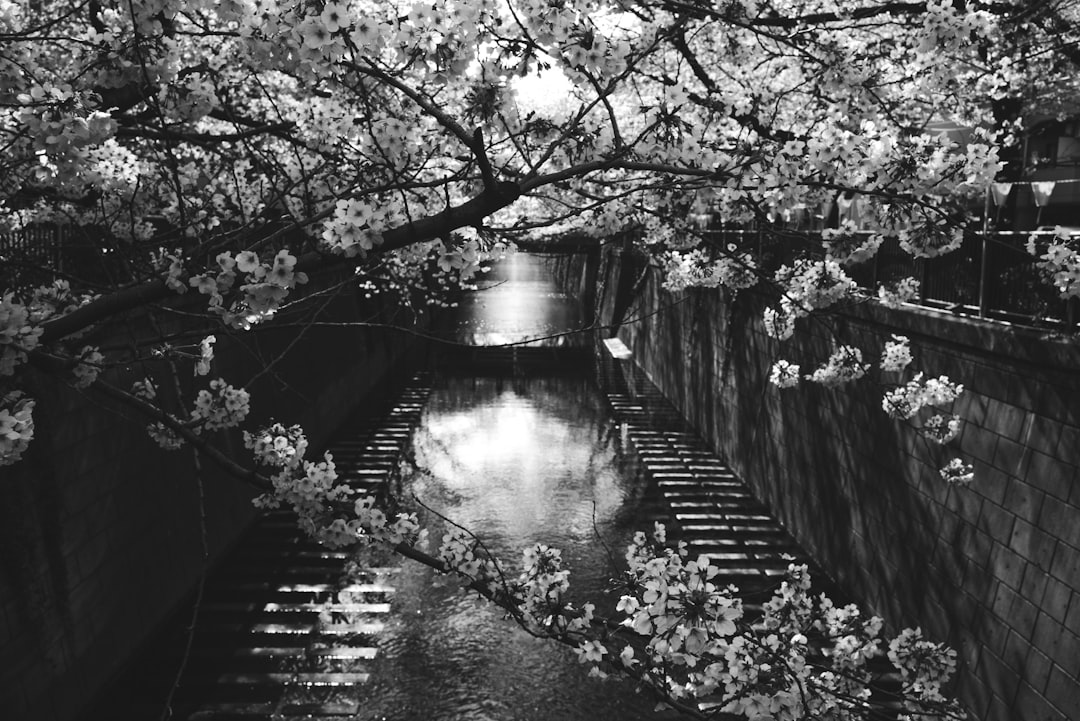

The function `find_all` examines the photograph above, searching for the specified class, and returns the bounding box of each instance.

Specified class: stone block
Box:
[1026,451,1075,501]
[1014,678,1066,721]
[976,649,1021,712]
[958,530,995,581]
[989,542,1026,592]
[974,464,1010,507]
[1010,518,1056,566]
[1045,537,1080,587]
[1041,501,1080,559]
[1056,424,1080,464]
[1002,628,1033,672]
[957,673,992,718]
[993,436,1032,479]
[1031,613,1080,676]
[1040,576,1073,626]
[1023,649,1054,695]
[1020,561,1050,606]
[992,581,1019,619]
[1007,590,1040,640]
[1004,478,1046,524]
[978,501,1017,546]
[985,693,1015,721]
[1045,663,1080,718]
[964,552,996,597]
[982,399,1029,441]
[1023,415,1063,457]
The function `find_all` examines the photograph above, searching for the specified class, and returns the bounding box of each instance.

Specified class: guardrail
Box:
[3,225,1077,329]
[0,224,68,289]
[700,228,1078,329]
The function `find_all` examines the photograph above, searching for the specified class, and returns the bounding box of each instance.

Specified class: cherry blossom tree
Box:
[3,0,1079,717]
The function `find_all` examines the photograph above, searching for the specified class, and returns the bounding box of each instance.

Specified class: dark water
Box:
[351,254,670,720]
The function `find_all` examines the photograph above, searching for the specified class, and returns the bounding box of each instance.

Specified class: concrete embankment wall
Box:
[0,272,426,721]
[545,249,1080,721]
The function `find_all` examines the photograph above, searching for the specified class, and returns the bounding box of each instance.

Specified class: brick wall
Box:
[0,277,428,721]
[551,250,1080,721]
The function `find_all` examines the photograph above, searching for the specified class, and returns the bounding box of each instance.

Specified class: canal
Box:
[332,253,674,720]
[81,252,825,720]
[82,253,684,720]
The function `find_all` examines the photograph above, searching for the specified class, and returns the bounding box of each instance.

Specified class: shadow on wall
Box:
[581,246,1080,721]
[0,277,432,721]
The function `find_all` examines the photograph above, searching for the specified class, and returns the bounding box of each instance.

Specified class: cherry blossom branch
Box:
[90,379,272,492]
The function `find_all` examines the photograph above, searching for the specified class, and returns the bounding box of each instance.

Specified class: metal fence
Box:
[2,225,1076,328]
[0,225,68,289]
[700,228,1078,329]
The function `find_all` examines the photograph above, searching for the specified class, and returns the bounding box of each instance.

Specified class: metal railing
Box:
[699,228,1078,329]
[3,225,1077,328]
[0,224,68,289]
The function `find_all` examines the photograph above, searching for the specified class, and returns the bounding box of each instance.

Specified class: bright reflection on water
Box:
[347,253,672,719]
[356,373,674,720]
[450,253,585,346]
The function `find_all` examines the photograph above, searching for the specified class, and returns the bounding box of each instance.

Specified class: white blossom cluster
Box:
[939,458,975,485]
[898,225,964,259]
[879,335,913,373]
[131,378,156,400]
[26,280,95,326]
[763,304,797,341]
[0,292,43,376]
[184,250,309,329]
[519,543,579,630]
[768,360,801,389]
[888,627,963,712]
[0,391,35,467]
[661,248,758,293]
[246,422,309,468]
[247,422,420,549]
[146,422,183,451]
[320,197,394,256]
[437,526,499,584]
[1027,228,1080,300]
[923,414,962,445]
[194,335,215,376]
[190,379,250,430]
[434,237,487,282]
[822,228,884,266]
[158,251,187,294]
[776,260,857,313]
[267,498,965,719]
[0,282,100,465]
[14,83,117,183]
[589,526,961,719]
[881,373,964,420]
[877,277,921,309]
[806,346,869,387]
[764,260,855,340]
[71,346,103,388]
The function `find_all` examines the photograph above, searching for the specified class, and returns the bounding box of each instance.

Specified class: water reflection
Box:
[353,372,672,721]
[451,253,585,346]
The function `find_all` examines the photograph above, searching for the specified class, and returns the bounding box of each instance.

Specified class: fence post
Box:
[978,186,991,318]
[977,233,990,318]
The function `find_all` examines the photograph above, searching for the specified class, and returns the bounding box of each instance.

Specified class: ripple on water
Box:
[348,369,678,720]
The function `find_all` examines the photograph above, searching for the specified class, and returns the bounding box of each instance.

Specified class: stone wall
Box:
[549,250,1080,721]
[0,274,427,721]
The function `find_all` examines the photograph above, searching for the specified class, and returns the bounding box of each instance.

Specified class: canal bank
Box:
[546,245,1080,721]
[0,270,432,721]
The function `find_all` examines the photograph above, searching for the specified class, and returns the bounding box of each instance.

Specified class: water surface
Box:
[355,371,672,721]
